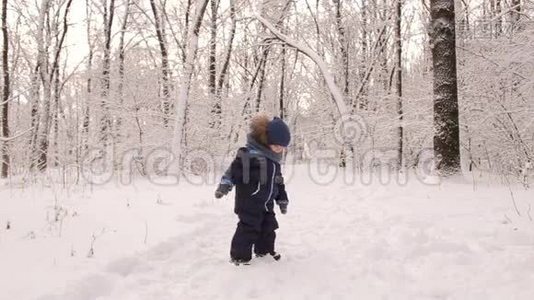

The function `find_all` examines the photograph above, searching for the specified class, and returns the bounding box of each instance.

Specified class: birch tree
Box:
[1,0,9,178]
[34,0,52,171]
[172,0,209,169]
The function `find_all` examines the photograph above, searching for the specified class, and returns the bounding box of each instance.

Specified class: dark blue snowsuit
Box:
[221,136,288,261]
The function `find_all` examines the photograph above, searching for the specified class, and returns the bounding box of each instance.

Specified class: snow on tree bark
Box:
[1,0,9,178]
[172,0,209,171]
[149,0,172,127]
[117,0,132,147]
[430,0,461,176]
[395,0,403,169]
[35,0,52,171]
[208,0,219,128]
[213,0,236,129]
[100,0,116,147]
[82,0,94,153]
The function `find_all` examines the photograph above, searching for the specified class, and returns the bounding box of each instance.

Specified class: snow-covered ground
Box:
[1,166,534,300]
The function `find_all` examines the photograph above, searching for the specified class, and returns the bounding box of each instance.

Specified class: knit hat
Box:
[267,117,291,147]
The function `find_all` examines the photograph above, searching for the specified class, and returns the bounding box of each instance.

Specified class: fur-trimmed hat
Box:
[250,114,291,147]
[250,114,270,146]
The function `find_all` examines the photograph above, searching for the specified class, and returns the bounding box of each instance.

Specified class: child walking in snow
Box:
[215,115,291,265]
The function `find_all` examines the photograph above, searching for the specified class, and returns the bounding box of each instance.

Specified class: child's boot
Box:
[230,257,251,266]
[255,251,281,261]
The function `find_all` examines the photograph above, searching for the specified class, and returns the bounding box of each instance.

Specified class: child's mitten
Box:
[276,199,288,214]
[215,183,232,199]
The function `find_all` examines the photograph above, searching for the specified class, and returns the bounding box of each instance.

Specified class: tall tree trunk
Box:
[430,0,461,175]
[510,0,522,31]
[460,0,470,37]
[1,0,9,178]
[52,61,60,167]
[35,0,73,171]
[279,43,286,120]
[149,0,171,127]
[333,0,349,97]
[172,0,209,169]
[334,0,350,167]
[377,0,389,91]
[117,0,131,148]
[82,0,93,152]
[50,0,73,168]
[494,0,502,36]
[254,49,268,113]
[184,0,192,49]
[253,0,292,114]
[29,65,41,170]
[213,0,236,129]
[35,0,51,171]
[358,0,369,110]
[100,0,115,146]
[395,0,403,169]
[208,0,218,128]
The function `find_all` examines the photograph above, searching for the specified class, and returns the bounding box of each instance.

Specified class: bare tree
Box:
[333,0,349,97]
[333,0,350,167]
[34,0,52,171]
[1,0,9,177]
[430,0,461,175]
[100,0,116,146]
[50,0,74,167]
[33,0,74,171]
[82,0,94,153]
[0,0,530,181]
[256,15,349,117]
[358,0,369,110]
[149,0,172,127]
[208,0,218,127]
[172,0,209,166]
[117,0,132,145]
[279,43,286,120]
[212,0,236,129]
[494,0,502,36]
[395,0,403,168]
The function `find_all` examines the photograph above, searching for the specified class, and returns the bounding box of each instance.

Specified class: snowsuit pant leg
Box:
[230,211,263,261]
[254,211,279,255]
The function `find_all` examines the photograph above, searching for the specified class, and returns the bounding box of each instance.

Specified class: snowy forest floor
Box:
[1,166,534,300]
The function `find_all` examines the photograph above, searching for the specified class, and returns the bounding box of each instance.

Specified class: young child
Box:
[215,114,290,265]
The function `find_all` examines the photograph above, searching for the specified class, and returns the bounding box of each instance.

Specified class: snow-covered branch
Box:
[0,96,14,106]
[0,127,32,142]
[489,4,530,22]
[255,14,349,117]
[172,0,209,165]
[457,46,527,80]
